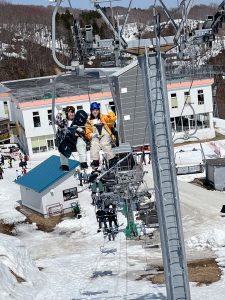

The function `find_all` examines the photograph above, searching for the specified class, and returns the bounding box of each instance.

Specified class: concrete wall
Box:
[214,167,225,191]
[206,164,215,185]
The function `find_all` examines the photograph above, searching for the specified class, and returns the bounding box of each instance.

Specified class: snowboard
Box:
[58,110,88,158]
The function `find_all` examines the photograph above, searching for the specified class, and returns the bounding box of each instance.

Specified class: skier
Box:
[1,155,4,166]
[0,166,4,179]
[107,205,118,228]
[88,166,104,206]
[56,106,88,171]
[22,167,27,175]
[140,150,146,165]
[96,207,107,232]
[16,169,21,180]
[85,102,117,168]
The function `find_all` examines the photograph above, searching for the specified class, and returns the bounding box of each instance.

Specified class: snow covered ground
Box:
[1,138,225,299]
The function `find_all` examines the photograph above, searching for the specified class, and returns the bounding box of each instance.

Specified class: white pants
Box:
[60,137,87,166]
[90,127,115,161]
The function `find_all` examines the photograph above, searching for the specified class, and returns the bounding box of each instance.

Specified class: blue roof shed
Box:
[16,155,79,193]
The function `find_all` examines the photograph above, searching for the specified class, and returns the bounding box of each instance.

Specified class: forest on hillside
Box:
[0,2,221,81]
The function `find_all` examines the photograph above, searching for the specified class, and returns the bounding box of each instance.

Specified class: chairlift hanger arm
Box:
[93,2,128,49]
[51,0,76,70]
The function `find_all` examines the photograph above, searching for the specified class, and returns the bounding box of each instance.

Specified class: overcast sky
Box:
[8,0,222,10]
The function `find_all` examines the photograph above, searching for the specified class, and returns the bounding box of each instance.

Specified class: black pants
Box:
[108,216,118,228]
[98,217,107,229]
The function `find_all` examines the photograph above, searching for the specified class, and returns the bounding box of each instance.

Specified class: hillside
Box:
[0,2,221,81]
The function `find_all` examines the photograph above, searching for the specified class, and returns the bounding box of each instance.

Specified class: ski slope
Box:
[0,140,225,299]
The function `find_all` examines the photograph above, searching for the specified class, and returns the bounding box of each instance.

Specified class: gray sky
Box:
[8,0,222,10]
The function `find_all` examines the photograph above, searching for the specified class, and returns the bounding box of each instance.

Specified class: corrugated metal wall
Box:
[111,63,149,147]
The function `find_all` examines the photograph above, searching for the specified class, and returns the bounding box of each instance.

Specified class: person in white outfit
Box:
[85,102,117,168]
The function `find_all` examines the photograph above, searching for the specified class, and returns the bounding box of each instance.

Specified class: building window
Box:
[77,105,83,110]
[109,101,116,113]
[63,187,78,201]
[48,110,52,125]
[171,93,178,108]
[198,90,204,105]
[31,134,55,153]
[33,111,41,127]
[3,101,8,115]
[184,91,191,104]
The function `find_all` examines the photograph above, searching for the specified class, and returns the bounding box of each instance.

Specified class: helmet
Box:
[109,205,113,209]
[90,102,100,111]
[64,106,75,113]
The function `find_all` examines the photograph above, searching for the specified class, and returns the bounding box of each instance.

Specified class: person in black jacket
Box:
[107,205,118,228]
[96,207,107,230]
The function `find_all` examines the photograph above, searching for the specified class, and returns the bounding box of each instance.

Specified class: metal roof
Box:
[2,72,111,103]
[16,155,79,193]
[0,84,10,93]
[206,158,225,167]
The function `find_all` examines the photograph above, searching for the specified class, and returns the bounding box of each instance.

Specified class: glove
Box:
[91,133,99,139]
[76,127,84,134]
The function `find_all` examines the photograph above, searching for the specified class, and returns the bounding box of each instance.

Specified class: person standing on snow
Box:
[85,102,117,168]
[0,166,4,179]
[1,155,4,166]
[56,106,88,172]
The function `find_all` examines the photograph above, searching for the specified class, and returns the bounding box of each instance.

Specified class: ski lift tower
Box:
[137,1,195,299]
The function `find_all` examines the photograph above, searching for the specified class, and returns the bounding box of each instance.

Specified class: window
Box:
[198,90,204,105]
[63,187,78,201]
[33,111,41,127]
[171,93,178,108]
[184,91,191,104]
[3,101,8,115]
[77,105,83,110]
[48,110,52,125]
[109,101,116,113]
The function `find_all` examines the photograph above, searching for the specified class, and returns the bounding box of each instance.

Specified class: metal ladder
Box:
[138,53,191,300]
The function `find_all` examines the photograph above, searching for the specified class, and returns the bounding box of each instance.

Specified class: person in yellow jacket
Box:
[86,102,117,168]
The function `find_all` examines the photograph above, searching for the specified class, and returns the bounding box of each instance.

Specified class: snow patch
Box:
[186,229,225,250]
[0,233,44,299]
[54,218,89,237]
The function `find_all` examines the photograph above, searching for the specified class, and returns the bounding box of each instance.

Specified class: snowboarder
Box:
[85,102,117,168]
[56,106,88,171]
[0,166,4,179]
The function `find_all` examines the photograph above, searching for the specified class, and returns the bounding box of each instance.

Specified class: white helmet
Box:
[109,205,113,209]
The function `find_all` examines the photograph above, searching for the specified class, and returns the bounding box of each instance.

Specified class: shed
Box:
[16,155,80,217]
[206,158,225,191]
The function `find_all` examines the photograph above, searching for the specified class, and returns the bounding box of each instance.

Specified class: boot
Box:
[80,162,88,169]
[91,160,99,168]
[60,165,69,171]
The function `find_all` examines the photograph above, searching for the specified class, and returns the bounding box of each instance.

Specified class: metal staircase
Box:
[138,53,191,300]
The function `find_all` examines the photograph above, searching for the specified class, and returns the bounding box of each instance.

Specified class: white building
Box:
[2,67,216,154]
[16,155,80,217]
[3,74,114,155]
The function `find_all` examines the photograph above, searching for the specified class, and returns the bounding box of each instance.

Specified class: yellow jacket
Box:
[85,111,116,141]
